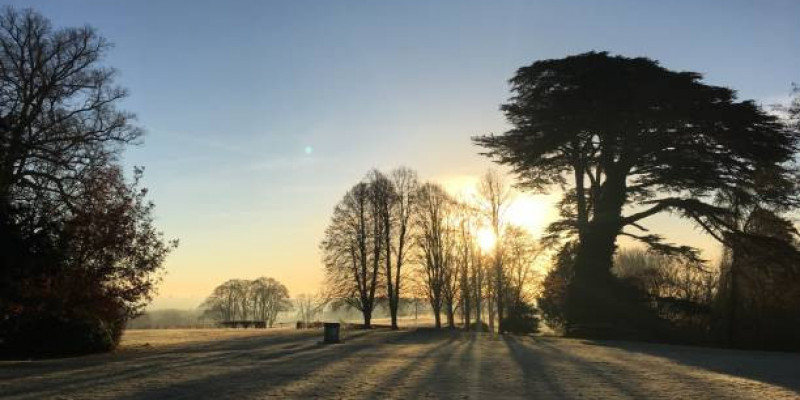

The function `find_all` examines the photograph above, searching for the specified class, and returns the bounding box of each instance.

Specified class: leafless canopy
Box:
[0,7,140,215]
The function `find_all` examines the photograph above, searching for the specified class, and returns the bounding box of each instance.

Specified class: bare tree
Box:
[322,182,381,328]
[453,200,477,329]
[200,277,290,327]
[502,226,541,310]
[367,170,396,328]
[442,248,460,328]
[0,7,141,216]
[201,280,239,322]
[233,279,251,321]
[476,169,512,333]
[416,182,456,328]
[251,277,291,327]
[295,293,326,328]
[387,167,419,329]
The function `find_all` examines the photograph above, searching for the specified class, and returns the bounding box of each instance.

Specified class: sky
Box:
[5,0,799,309]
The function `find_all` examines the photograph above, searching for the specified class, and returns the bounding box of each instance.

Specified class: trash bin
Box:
[323,322,340,344]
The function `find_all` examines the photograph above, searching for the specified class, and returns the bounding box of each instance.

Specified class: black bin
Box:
[323,322,340,344]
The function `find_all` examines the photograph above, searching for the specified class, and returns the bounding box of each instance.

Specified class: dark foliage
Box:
[468,320,489,331]
[475,52,799,338]
[1,167,174,356]
[716,208,800,350]
[537,242,575,333]
[3,314,122,357]
[0,8,174,357]
[501,300,539,335]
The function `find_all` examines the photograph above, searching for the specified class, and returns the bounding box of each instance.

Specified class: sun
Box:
[505,194,554,237]
[439,174,557,240]
[476,227,497,252]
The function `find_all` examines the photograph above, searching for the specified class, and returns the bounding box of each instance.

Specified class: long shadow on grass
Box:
[502,336,572,398]
[283,328,465,398]
[586,339,800,393]
[116,328,411,399]
[0,329,374,399]
[506,335,683,398]
[363,329,466,398]
[507,336,757,399]
[399,330,474,399]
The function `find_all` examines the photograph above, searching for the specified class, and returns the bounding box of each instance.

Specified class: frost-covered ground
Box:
[1,327,799,399]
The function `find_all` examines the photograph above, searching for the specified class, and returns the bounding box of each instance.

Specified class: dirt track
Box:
[1,328,799,399]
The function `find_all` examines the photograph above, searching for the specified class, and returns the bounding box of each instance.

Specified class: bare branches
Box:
[321,179,382,327]
[201,278,291,327]
[415,182,457,328]
[0,7,140,210]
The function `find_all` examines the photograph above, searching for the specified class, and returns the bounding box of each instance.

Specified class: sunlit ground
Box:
[1,327,799,399]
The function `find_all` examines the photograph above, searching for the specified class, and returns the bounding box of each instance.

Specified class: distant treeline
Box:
[129,298,436,329]
[198,278,291,328]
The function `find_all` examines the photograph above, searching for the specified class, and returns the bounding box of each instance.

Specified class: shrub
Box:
[468,321,489,331]
[3,314,123,357]
[501,301,540,335]
[537,242,576,333]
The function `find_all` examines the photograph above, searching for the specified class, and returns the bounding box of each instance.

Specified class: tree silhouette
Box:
[386,167,419,329]
[200,278,291,327]
[717,207,800,349]
[476,170,511,333]
[321,181,381,328]
[415,182,456,329]
[0,7,173,356]
[0,7,140,215]
[475,52,799,334]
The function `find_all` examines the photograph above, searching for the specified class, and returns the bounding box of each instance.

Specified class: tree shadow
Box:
[0,329,376,399]
[504,335,650,398]
[386,330,471,399]
[505,335,797,398]
[584,338,800,393]
[6,328,795,399]
[296,328,464,398]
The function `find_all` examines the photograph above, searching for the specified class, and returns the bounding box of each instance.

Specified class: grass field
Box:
[1,327,799,399]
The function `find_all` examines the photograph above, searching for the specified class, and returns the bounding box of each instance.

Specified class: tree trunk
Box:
[463,289,472,331]
[390,296,399,330]
[474,284,482,332]
[385,215,398,330]
[566,173,650,338]
[495,262,504,333]
[726,252,740,347]
[567,224,618,330]
[363,308,372,329]
[391,264,402,330]
[487,295,495,334]
[446,301,455,328]
[433,305,442,329]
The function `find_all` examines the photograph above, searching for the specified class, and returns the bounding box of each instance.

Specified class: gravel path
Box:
[1,328,799,399]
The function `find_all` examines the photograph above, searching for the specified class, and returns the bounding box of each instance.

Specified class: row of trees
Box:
[0,8,175,355]
[321,168,541,333]
[480,52,800,348]
[200,278,292,327]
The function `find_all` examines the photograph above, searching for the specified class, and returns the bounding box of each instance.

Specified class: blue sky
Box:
[5,1,799,308]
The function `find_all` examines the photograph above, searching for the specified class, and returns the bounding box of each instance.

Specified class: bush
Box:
[467,321,489,331]
[537,242,576,333]
[2,314,123,357]
[502,301,540,335]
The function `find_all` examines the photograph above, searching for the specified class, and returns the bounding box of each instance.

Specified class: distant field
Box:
[119,327,300,349]
[1,327,799,399]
